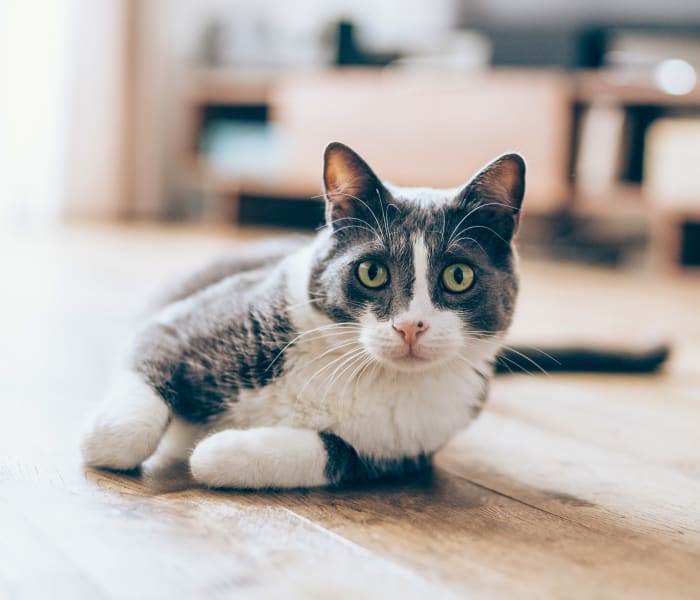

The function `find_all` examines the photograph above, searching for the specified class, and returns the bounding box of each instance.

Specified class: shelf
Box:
[184,68,279,105]
[572,184,650,219]
[183,159,322,199]
[574,70,700,107]
[187,155,568,216]
[573,183,700,219]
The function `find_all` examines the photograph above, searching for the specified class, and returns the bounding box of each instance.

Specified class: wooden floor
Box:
[2,223,699,599]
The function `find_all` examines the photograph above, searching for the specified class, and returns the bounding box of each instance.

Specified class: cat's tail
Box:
[495,341,671,375]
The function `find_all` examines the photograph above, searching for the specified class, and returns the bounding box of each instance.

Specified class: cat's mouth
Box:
[398,354,432,364]
[403,347,432,361]
[361,330,459,372]
[378,349,446,372]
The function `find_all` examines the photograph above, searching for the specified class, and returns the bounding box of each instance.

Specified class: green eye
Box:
[441,263,475,293]
[357,260,389,289]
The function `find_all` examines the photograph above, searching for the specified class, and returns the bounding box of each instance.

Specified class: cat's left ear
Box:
[323,142,389,229]
[456,153,526,242]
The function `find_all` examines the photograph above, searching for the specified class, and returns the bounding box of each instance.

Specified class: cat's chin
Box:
[378,353,451,374]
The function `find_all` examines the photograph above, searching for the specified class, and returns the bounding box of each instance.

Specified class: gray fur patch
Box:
[132,266,294,423]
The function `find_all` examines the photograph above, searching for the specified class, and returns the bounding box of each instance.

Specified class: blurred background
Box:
[2,0,700,269]
[3,4,700,593]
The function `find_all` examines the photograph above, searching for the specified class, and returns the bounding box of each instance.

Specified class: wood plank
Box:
[2,473,453,600]
[489,375,700,478]
[76,459,700,599]
[438,412,700,551]
[0,501,106,600]
[264,465,700,599]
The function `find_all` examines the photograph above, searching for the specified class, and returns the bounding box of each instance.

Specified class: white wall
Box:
[63,0,129,219]
[0,0,131,225]
[0,1,73,226]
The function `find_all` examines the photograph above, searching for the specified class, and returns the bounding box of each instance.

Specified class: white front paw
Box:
[190,428,327,489]
[81,371,170,470]
[189,430,255,488]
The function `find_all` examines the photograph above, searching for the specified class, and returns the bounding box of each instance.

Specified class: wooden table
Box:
[2,223,698,599]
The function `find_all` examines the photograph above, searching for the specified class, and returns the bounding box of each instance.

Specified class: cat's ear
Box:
[323,142,388,228]
[456,153,526,242]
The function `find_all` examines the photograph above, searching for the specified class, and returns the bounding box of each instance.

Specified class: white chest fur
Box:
[222,337,490,459]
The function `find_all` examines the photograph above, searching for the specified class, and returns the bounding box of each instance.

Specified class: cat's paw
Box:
[189,430,258,488]
[190,427,327,489]
[81,370,170,471]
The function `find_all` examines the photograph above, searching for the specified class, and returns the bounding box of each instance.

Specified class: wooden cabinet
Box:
[181,68,572,215]
[179,67,700,269]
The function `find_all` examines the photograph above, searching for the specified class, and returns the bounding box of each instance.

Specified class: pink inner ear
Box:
[323,142,380,198]
[325,178,360,222]
[496,160,521,194]
[467,154,525,212]
[329,192,355,222]
[325,154,364,201]
[326,157,350,189]
[485,155,525,200]
[322,142,390,227]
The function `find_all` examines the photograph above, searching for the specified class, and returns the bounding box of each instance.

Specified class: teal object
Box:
[201,121,284,179]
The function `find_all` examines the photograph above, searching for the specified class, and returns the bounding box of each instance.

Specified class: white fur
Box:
[283,231,334,331]
[223,342,492,462]
[385,184,461,209]
[190,427,328,488]
[153,417,210,464]
[81,369,170,470]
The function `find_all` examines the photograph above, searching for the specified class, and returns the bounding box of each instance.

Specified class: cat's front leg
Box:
[81,370,170,470]
[189,427,363,489]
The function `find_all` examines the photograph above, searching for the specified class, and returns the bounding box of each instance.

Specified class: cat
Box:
[81,141,664,489]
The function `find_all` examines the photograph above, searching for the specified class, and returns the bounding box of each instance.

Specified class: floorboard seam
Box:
[435,463,597,532]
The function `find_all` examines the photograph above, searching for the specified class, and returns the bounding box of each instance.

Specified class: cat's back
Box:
[131,237,310,423]
[150,234,311,310]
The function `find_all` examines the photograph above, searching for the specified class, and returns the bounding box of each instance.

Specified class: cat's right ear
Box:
[323,142,387,228]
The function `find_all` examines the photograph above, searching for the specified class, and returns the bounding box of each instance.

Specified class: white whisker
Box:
[299,345,365,399]
[265,322,362,371]
[446,201,516,247]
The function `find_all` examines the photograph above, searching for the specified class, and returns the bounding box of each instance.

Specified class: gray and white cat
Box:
[81,142,525,489]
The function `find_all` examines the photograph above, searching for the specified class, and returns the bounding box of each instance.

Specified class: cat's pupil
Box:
[453,267,464,284]
[368,263,378,280]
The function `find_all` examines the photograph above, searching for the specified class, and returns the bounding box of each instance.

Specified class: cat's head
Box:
[309,142,525,373]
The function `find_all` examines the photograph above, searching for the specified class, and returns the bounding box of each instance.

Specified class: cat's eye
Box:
[441,263,475,293]
[357,260,389,289]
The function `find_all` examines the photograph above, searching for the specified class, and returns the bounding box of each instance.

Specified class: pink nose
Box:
[392,320,429,347]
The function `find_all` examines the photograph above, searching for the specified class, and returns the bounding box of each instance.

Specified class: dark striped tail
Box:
[495,342,671,375]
